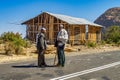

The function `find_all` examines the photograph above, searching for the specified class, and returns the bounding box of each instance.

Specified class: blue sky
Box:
[0,0,120,38]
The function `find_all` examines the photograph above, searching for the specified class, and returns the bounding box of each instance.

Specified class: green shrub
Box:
[4,42,24,55]
[106,39,113,44]
[0,40,3,44]
[99,40,106,45]
[86,41,96,48]
[14,46,23,55]
[4,42,15,55]
[1,32,31,47]
[24,40,32,48]
[0,32,31,55]
[116,40,120,46]
[1,32,20,42]
[104,26,120,44]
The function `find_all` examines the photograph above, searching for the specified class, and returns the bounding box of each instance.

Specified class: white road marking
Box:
[50,61,120,80]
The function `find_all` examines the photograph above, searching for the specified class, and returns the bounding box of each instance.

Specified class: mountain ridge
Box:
[94,7,120,28]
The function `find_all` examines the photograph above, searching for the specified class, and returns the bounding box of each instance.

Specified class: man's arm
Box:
[64,30,68,40]
[40,35,45,50]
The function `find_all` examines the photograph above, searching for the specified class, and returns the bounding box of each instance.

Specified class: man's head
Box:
[59,24,64,30]
[40,27,46,33]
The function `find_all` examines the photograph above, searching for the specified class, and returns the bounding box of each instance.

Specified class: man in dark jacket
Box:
[36,27,47,67]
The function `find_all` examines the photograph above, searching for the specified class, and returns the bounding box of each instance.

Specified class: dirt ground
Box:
[0,44,120,64]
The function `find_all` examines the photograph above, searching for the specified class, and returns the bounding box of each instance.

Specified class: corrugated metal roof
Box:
[46,12,102,27]
[22,12,102,27]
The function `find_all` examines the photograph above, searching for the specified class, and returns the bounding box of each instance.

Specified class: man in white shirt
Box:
[56,24,68,67]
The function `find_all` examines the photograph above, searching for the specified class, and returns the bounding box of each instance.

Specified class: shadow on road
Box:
[12,64,56,68]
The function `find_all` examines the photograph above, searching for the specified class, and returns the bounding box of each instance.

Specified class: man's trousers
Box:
[57,44,65,66]
[38,49,45,66]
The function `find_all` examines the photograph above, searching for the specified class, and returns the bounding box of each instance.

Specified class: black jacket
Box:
[37,33,47,50]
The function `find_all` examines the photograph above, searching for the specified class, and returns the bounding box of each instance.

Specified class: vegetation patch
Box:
[86,41,97,48]
[0,32,31,55]
[104,26,120,46]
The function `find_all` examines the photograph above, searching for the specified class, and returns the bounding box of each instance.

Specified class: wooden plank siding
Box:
[88,25,101,42]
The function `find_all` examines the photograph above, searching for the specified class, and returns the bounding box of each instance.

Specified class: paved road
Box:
[0,50,120,80]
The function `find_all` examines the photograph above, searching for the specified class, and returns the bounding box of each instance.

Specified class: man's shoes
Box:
[43,64,48,67]
[56,64,64,67]
[38,65,42,68]
[56,63,60,67]
[62,64,64,67]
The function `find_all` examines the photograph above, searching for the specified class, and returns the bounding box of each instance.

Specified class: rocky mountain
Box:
[94,7,120,28]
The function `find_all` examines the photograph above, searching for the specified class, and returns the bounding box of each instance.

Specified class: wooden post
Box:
[49,16,53,44]
[26,24,29,39]
[67,24,70,44]
[29,25,32,40]
[41,14,43,26]
[38,17,40,29]
[33,19,35,41]
[71,25,74,45]
[99,27,102,41]
[38,16,40,32]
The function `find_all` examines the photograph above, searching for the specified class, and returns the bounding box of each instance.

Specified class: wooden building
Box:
[22,12,102,44]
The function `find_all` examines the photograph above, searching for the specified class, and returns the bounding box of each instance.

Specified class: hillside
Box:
[94,7,120,28]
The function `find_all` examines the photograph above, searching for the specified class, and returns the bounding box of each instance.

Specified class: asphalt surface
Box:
[0,50,120,80]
